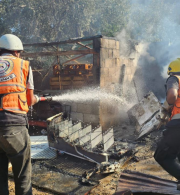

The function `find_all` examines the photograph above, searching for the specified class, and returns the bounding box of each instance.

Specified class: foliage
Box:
[0,0,180,43]
[0,0,180,70]
[0,0,131,42]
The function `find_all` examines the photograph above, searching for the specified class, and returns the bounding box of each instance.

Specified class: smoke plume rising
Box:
[116,0,180,101]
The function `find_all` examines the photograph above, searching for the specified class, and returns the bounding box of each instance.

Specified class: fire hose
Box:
[38,96,53,102]
[35,95,53,102]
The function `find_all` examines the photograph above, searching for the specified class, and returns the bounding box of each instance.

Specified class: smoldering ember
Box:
[1,1,180,195]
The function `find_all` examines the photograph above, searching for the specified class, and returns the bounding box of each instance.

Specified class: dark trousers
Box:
[0,126,32,195]
[154,127,180,180]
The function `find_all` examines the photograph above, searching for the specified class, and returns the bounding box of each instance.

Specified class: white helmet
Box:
[0,34,23,51]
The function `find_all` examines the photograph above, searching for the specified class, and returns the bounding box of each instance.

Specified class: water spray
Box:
[35,87,130,109]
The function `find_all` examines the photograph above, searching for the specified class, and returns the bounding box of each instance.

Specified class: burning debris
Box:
[26,93,180,194]
[26,80,179,194]
[46,113,116,162]
[46,112,122,180]
[128,91,167,139]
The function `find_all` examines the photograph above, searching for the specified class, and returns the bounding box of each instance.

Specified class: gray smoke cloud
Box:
[116,0,180,101]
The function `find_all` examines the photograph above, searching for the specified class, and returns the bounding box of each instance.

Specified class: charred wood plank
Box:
[76,42,92,49]
[21,49,96,58]
[62,54,86,65]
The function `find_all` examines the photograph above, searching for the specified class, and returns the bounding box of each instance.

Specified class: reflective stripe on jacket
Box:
[0,55,29,114]
[170,75,180,120]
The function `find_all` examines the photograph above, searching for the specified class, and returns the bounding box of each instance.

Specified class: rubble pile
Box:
[88,92,178,194]
[128,92,162,139]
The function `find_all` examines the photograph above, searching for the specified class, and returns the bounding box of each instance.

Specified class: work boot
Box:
[177,181,180,190]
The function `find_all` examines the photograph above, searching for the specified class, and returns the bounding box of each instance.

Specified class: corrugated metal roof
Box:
[115,171,180,195]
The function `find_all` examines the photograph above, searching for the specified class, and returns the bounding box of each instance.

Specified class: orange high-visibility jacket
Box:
[0,55,29,114]
[170,75,180,119]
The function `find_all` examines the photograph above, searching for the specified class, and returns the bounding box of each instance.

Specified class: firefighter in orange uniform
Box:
[154,58,180,190]
[0,34,40,195]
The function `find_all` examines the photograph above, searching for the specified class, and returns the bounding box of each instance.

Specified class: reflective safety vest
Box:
[0,55,29,114]
[170,75,180,120]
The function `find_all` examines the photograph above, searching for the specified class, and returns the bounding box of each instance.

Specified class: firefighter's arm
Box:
[166,88,178,105]
[158,89,177,126]
[162,88,178,113]
[26,89,39,106]
[26,65,40,106]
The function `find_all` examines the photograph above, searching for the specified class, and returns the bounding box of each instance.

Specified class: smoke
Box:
[116,0,180,101]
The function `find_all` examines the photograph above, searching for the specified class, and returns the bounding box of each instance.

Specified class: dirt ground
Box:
[8,179,55,195]
[8,178,57,195]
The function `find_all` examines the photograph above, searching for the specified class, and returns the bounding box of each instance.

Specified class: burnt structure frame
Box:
[22,35,102,86]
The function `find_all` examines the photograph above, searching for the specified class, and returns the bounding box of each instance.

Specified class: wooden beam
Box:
[62,54,86,65]
[23,35,103,47]
[78,43,92,50]
[76,42,92,49]
[21,49,96,58]
[65,55,80,64]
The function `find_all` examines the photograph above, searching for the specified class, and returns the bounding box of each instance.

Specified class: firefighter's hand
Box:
[162,100,173,114]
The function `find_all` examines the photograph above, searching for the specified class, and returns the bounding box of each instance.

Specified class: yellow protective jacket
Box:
[170,75,180,120]
[0,55,29,114]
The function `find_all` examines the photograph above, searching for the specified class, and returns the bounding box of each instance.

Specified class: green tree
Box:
[0,0,131,42]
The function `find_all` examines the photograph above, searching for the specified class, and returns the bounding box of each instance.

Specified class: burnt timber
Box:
[21,49,96,58]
